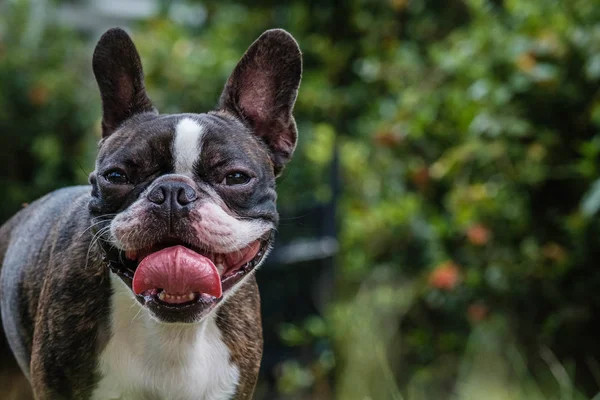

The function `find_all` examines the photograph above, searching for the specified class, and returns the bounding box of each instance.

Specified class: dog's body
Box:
[0,28,301,399]
[1,187,261,400]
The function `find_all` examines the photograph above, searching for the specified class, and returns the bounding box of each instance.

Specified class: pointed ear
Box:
[92,28,156,138]
[218,29,302,176]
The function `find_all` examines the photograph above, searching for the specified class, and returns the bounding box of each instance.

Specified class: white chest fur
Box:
[91,275,239,400]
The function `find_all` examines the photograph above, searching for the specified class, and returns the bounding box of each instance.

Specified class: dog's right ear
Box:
[93,28,156,138]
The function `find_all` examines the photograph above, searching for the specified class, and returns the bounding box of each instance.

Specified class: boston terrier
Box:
[0,27,302,399]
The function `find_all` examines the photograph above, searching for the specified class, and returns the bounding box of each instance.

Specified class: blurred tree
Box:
[0,0,97,221]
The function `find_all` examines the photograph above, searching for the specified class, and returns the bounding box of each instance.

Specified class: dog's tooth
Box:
[189,293,195,300]
[158,292,165,301]
[216,263,225,274]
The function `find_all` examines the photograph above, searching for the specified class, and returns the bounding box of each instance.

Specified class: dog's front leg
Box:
[28,262,111,400]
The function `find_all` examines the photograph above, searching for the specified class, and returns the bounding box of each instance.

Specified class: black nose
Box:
[147,181,198,209]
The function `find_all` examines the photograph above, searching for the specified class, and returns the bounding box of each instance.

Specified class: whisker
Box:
[77,213,118,240]
[84,226,111,270]
[77,218,113,240]
[131,302,143,324]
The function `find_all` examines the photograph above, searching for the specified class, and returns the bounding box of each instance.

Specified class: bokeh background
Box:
[2,0,600,399]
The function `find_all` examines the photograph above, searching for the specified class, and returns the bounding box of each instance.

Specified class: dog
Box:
[0,27,302,399]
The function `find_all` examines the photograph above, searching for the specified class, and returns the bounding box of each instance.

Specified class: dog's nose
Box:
[147,181,198,208]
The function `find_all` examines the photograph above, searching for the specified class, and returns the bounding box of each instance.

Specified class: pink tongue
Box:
[132,245,222,298]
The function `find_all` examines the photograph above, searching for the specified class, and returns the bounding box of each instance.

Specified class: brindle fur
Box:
[0,188,262,398]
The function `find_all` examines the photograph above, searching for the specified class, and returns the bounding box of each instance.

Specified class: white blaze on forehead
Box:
[173,117,204,176]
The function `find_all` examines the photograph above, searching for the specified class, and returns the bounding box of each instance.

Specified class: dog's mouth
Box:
[106,234,270,313]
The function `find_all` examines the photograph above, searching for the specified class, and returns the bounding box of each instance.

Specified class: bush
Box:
[334,0,600,398]
[0,1,97,220]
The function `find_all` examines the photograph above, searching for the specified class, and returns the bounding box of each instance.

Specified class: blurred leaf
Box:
[581,179,600,217]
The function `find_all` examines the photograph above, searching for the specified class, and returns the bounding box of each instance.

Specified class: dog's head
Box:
[88,28,301,323]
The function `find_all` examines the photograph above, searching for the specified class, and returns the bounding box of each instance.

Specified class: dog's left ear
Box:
[93,28,156,138]
[218,29,302,176]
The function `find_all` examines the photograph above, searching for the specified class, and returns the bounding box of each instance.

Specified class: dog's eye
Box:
[223,172,251,186]
[103,169,130,185]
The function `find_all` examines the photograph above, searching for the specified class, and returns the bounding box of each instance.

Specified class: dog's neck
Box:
[92,274,240,400]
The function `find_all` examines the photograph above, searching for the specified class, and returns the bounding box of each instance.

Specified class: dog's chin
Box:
[104,233,272,324]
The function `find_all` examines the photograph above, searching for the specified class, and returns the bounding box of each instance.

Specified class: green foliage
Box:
[332,0,600,398]
[0,0,98,220]
[2,0,600,398]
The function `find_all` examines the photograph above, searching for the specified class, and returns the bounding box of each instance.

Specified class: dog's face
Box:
[88,28,301,323]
